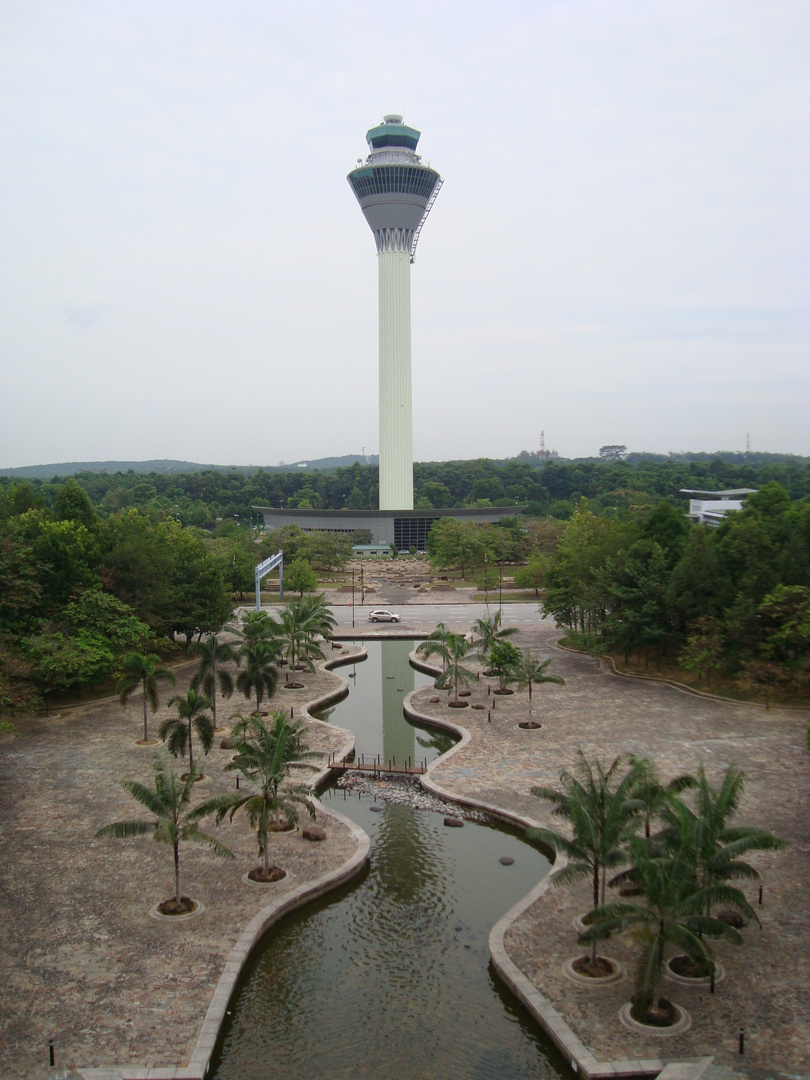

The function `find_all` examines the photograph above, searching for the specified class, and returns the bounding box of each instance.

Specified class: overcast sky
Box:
[1,0,808,470]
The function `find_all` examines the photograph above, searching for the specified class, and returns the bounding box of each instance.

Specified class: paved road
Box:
[253,601,549,634]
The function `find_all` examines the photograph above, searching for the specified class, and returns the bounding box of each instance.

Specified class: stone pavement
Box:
[402,617,810,1080]
[0,644,364,1080]
[1,607,808,1080]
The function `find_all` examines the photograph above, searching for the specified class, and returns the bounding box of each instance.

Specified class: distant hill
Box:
[0,455,379,481]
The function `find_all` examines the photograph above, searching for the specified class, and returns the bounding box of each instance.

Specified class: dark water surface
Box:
[208,641,572,1080]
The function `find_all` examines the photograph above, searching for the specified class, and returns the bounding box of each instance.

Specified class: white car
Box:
[368,609,400,623]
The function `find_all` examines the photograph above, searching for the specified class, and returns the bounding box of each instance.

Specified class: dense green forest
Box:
[1,453,808,717]
[1,452,808,527]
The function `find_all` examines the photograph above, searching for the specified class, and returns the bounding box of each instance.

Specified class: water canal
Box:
[209,640,572,1080]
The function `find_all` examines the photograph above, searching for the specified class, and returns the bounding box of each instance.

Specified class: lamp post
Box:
[351,568,355,629]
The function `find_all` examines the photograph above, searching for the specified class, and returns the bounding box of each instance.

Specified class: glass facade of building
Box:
[349,166,440,201]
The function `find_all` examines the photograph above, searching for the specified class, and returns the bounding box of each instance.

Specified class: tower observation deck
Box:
[348,115,442,511]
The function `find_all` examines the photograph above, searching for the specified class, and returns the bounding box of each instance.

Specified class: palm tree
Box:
[117,652,177,743]
[236,637,280,712]
[471,609,518,670]
[161,689,215,777]
[229,609,274,647]
[196,711,318,878]
[94,753,233,910]
[582,822,750,1020]
[627,756,695,840]
[512,650,565,718]
[416,622,453,682]
[657,763,786,916]
[429,631,477,706]
[528,752,645,964]
[271,599,326,686]
[189,635,238,730]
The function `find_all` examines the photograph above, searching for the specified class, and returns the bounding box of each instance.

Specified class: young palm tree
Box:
[189,635,238,730]
[512,650,565,718]
[236,637,280,713]
[488,640,522,694]
[627,756,695,840]
[582,822,750,1020]
[416,622,453,682]
[161,689,215,777]
[196,711,318,878]
[471,610,518,670]
[430,632,477,706]
[94,753,233,910]
[229,609,274,647]
[117,652,177,743]
[528,752,645,964]
[271,599,326,685]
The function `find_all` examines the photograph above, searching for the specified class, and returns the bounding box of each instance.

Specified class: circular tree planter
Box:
[282,683,305,690]
[492,689,514,696]
[564,956,624,985]
[666,956,726,986]
[517,721,542,730]
[134,739,160,748]
[149,897,205,922]
[244,866,287,884]
[619,997,692,1036]
[448,701,469,709]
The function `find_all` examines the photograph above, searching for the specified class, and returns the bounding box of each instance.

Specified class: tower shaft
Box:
[378,247,413,509]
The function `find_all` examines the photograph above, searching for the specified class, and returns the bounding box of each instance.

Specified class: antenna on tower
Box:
[746,432,751,453]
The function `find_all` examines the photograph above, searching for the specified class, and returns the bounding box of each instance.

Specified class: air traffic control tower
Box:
[348,115,443,511]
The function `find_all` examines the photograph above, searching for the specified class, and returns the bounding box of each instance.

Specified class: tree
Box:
[236,638,281,713]
[427,518,486,580]
[95,753,234,911]
[428,631,476,705]
[512,650,565,718]
[679,617,725,687]
[581,827,747,1020]
[189,634,238,730]
[416,622,453,681]
[117,652,177,743]
[161,689,215,777]
[528,753,645,964]
[470,609,518,669]
[270,597,328,686]
[513,554,549,596]
[488,640,522,694]
[196,712,318,879]
[657,763,786,917]
[285,557,318,598]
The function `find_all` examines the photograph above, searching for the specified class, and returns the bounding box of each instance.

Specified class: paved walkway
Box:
[0,646,362,1080]
[1,607,807,1079]
[402,617,810,1079]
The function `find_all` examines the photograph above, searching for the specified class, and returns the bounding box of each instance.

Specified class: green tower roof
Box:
[366,116,421,152]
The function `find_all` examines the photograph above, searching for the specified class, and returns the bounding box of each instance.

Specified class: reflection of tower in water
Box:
[380,639,417,766]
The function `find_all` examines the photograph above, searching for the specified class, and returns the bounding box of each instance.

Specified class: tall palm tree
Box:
[117,652,177,743]
[229,609,274,647]
[512,650,565,718]
[582,823,750,1020]
[657,763,786,915]
[528,752,645,963]
[161,689,215,777]
[189,635,238,730]
[94,753,233,910]
[236,637,280,713]
[195,711,318,878]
